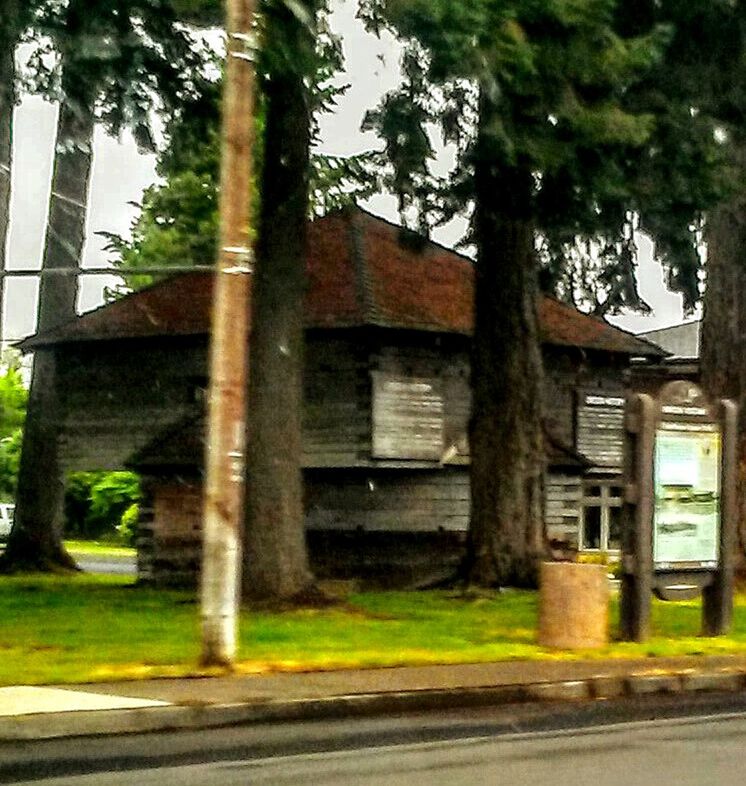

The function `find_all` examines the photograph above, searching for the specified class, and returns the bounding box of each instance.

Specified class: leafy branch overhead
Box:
[102,22,383,291]
[360,0,726,314]
[25,1,207,152]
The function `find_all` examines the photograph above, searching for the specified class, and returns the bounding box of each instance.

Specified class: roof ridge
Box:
[350,204,476,266]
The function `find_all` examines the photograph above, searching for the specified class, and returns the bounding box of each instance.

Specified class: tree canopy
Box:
[361,0,727,315]
[102,57,381,290]
[359,0,728,586]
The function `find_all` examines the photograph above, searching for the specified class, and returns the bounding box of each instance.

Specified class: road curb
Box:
[2,668,746,741]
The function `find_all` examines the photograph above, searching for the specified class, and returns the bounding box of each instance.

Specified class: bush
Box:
[65,472,141,542]
[116,502,140,547]
[0,430,22,502]
[0,357,27,502]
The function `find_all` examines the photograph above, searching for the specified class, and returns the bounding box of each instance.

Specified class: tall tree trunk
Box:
[242,3,315,600]
[464,100,547,588]
[701,159,746,565]
[1,98,94,571]
[0,3,19,349]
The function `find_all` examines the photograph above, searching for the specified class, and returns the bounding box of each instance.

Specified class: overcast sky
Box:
[3,0,689,345]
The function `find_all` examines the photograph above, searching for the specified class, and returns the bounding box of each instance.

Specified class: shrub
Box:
[65,472,141,542]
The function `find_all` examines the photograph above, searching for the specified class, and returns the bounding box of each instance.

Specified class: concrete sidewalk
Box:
[3,654,746,741]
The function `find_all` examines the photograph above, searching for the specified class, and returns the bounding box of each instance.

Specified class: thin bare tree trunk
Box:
[242,1,315,601]
[464,98,546,588]
[0,4,19,349]
[2,97,94,571]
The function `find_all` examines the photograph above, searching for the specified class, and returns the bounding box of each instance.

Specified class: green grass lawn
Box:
[2,574,746,686]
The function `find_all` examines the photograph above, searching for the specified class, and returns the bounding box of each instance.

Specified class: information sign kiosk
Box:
[620,381,738,642]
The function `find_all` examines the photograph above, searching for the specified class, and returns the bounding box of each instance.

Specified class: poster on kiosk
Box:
[653,422,720,570]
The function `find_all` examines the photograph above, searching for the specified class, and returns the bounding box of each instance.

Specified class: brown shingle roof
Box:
[20,207,663,357]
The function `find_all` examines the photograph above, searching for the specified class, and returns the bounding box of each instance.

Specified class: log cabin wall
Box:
[137,476,203,587]
[305,467,470,534]
[369,332,471,467]
[302,330,472,470]
[55,337,208,472]
[542,348,631,553]
[543,346,630,470]
[545,473,583,548]
[302,332,372,466]
[54,333,630,477]
[52,330,638,584]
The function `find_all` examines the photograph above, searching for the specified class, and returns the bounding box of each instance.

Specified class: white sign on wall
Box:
[371,372,444,460]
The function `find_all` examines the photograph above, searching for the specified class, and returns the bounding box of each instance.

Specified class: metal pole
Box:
[200,0,256,666]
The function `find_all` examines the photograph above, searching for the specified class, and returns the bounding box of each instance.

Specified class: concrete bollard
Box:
[538,561,609,649]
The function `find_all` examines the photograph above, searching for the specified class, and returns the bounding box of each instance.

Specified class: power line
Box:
[0,265,214,278]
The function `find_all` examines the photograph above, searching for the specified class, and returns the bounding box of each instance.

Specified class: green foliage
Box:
[26,0,206,152]
[362,43,438,233]
[116,502,140,547]
[103,62,381,291]
[361,0,726,313]
[0,356,26,437]
[167,0,222,26]
[64,472,141,542]
[0,354,27,502]
[0,431,22,503]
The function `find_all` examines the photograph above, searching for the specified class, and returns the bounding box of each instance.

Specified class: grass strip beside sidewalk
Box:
[1,574,746,686]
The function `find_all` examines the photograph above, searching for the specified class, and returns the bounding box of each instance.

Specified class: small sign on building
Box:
[371,372,444,461]
[619,380,738,642]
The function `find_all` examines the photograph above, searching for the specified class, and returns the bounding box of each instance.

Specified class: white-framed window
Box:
[579,481,624,552]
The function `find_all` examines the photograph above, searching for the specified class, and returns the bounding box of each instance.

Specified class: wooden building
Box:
[20,207,664,585]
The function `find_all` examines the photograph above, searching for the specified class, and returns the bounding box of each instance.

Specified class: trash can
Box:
[538,561,609,649]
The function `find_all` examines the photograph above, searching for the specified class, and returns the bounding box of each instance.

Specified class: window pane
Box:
[582,506,602,550]
[586,485,602,498]
[608,505,623,551]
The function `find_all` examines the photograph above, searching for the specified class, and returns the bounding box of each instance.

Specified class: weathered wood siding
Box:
[543,350,578,448]
[371,372,444,460]
[52,330,634,574]
[263,332,469,469]
[138,464,582,587]
[305,467,471,533]
[545,473,582,547]
[54,333,628,476]
[371,339,471,465]
[56,338,207,472]
[543,348,628,472]
[137,477,202,587]
[302,335,371,466]
[575,390,626,469]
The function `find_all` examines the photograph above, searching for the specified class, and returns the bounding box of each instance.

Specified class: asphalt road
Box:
[3,692,746,785]
[0,548,136,576]
[72,554,136,576]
